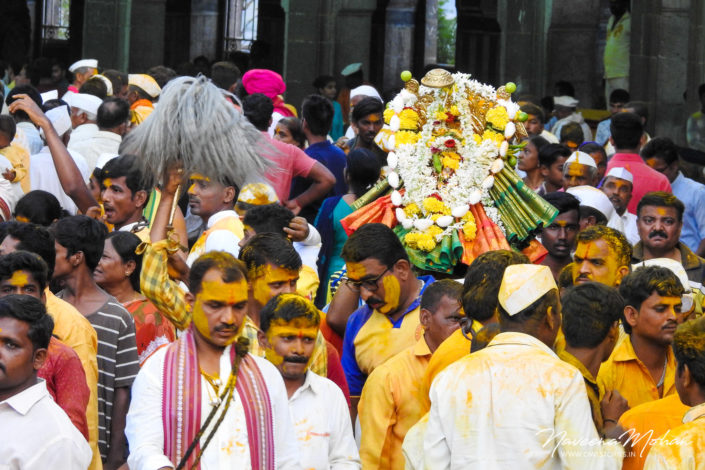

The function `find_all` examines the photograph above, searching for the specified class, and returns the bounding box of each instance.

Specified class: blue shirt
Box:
[595,118,611,146]
[342,275,434,396]
[671,172,705,252]
[290,140,347,222]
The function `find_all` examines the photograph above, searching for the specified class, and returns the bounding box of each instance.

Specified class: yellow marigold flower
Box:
[427,225,443,238]
[450,105,460,116]
[472,134,482,145]
[404,203,421,217]
[434,111,448,122]
[383,108,395,125]
[485,106,509,131]
[417,234,437,252]
[399,108,420,130]
[422,197,450,215]
[463,220,478,240]
[482,129,505,145]
[442,156,459,170]
[395,131,420,146]
[462,211,476,222]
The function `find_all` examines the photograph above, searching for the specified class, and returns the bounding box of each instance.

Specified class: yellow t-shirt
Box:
[0,143,30,192]
[359,337,431,470]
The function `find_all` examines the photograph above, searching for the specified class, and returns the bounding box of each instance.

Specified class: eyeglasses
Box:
[343,268,389,292]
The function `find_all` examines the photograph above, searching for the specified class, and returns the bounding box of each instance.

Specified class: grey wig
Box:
[120,75,272,188]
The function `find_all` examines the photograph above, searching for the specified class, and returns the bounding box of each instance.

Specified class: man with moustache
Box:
[632,191,705,284]
[258,294,360,469]
[598,266,684,408]
[572,225,632,287]
[125,252,301,469]
[340,224,433,417]
[540,192,581,280]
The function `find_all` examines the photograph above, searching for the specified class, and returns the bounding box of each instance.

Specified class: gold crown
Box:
[420,69,454,88]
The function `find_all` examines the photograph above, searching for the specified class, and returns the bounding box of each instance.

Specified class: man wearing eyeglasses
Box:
[339,223,434,418]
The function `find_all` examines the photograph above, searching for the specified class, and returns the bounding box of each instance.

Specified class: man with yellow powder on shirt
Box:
[644,316,705,469]
[258,294,360,469]
[423,264,625,468]
[598,265,684,410]
[358,279,462,470]
[339,223,433,417]
[125,252,300,469]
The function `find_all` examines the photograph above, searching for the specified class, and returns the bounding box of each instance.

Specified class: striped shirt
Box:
[61,293,140,460]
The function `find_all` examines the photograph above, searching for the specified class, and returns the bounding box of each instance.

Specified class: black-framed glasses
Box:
[343,268,389,292]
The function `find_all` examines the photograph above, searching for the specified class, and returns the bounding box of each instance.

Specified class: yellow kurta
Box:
[297,264,320,301]
[597,335,677,409]
[558,349,603,433]
[644,402,705,470]
[619,393,689,470]
[359,337,431,470]
[45,289,102,470]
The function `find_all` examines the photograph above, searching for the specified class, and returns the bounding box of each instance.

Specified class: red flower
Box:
[445,139,456,148]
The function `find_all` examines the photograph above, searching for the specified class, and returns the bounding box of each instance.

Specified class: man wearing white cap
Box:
[343,85,383,140]
[69,97,129,170]
[550,95,592,142]
[567,185,625,234]
[65,93,102,148]
[602,166,639,245]
[127,74,161,126]
[563,150,598,189]
[67,59,98,95]
[424,264,625,468]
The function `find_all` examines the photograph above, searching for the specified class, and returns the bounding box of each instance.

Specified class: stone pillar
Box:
[424,0,438,66]
[546,0,601,108]
[82,0,133,70]
[334,0,377,83]
[497,0,549,97]
[129,0,166,71]
[382,0,417,92]
[455,1,501,86]
[630,0,693,142]
[190,0,219,61]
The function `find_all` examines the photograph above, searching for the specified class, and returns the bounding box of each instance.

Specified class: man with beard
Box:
[572,225,632,287]
[540,192,581,280]
[342,97,386,166]
[598,266,684,408]
[602,167,639,245]
[126,252,301,469]
[258,293,360,469]
[632,191,705,284]
[340,223,433,418]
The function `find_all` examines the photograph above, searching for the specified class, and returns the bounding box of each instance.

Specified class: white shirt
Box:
[29,146,91,215]
[67,123,99,147]
[0,379,92,469]
[621,211,639,245]
[186,210,242,266]
[289,371,360,469]
[15,122,44,155]
[424,332,624,470]
[126,346,302,470]
[0,154,20,215]
[68,130,121,170]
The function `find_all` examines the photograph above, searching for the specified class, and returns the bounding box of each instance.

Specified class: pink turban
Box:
[242,69,286,99]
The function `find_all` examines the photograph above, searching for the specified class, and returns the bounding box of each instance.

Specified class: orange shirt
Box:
[358,337,431,470]
[619,393,689,470]
[597,335,676,409]
[643,402,705,469]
